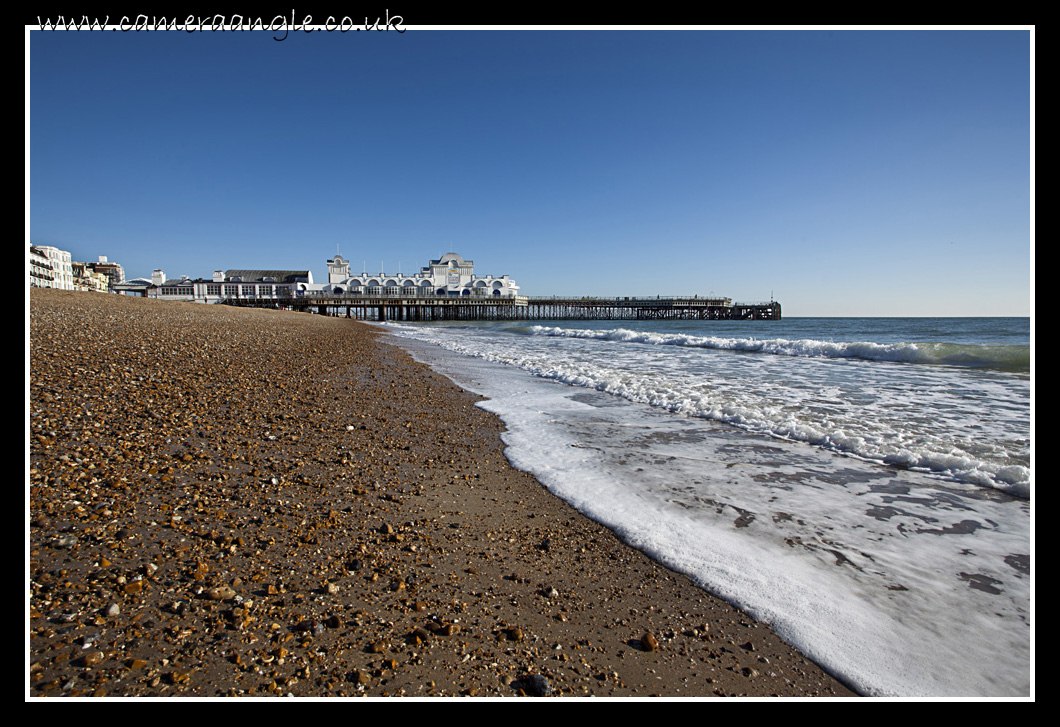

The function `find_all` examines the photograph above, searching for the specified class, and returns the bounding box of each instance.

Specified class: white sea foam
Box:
[387,331,1032,698]
[387,322,1030,497]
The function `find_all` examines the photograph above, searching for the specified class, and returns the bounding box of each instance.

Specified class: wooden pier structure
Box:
[226,293,781,321]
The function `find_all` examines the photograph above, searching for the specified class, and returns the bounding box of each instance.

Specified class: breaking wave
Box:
[528,326,1030,370]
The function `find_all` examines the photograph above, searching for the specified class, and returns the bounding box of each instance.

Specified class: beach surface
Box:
[28,289,856,698]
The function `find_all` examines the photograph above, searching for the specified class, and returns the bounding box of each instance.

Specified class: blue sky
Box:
[28,27,1032,316]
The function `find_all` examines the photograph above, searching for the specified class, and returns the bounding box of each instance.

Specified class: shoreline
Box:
[28,289,856,698]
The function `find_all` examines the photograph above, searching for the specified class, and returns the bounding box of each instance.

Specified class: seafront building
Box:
[29,246,54,288]
[143,252,519,303]
[29,245,124,293]
[33,245,75,290]
[323,253,520,298]
[71,261,110,293]
[146,268,316,303]
[90,256,125,288]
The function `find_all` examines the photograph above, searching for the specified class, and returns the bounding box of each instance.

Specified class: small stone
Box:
[521,674,552,696]
[641,632,659,651]
[294,618,324,635]
[104,603,120,618]
[206,586,236,601]
[81,651,104,667]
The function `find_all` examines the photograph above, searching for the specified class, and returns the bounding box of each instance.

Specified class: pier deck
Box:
[226,294,781,321]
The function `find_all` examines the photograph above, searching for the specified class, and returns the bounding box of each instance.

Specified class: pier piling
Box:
[227,295,781,321]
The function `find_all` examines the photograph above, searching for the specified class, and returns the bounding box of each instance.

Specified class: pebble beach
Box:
[28,289,856,698]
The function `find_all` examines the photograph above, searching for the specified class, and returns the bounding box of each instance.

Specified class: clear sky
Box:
[28,26,1032,316]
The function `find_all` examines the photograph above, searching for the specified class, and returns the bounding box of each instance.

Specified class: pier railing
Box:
[301,289,526,301]
[525,295,734,307]
[225,293,780,321]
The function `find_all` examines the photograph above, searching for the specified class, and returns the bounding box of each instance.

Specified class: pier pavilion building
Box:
[145,252,518,303]
[323,253,520,299]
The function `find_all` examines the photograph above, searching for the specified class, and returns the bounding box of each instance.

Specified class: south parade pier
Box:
[226,293,782,322]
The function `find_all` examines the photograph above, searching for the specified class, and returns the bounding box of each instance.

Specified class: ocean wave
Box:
[514,357,1030,499]
[387,324,1030,498]
[528,326,1030,370]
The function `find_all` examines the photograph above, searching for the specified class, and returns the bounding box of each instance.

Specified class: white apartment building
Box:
[29,246,54,288]
[34,245,75,290]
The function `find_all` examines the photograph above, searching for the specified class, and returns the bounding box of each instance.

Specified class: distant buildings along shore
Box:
[30,245,124,293]
[28,246,520,303]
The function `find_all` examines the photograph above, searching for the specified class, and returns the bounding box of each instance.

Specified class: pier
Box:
[226,293,781,321]
[138,254,780,321]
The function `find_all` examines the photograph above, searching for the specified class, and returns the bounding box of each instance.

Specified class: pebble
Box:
[206,586,236,601]
[521,674,552,697]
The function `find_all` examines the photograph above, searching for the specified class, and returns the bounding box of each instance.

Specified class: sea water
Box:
[383,317,1031,698]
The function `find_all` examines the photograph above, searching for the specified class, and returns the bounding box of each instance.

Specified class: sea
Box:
[381,316,1031,698]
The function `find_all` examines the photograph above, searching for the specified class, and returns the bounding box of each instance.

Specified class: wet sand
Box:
[28,289,857,698]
